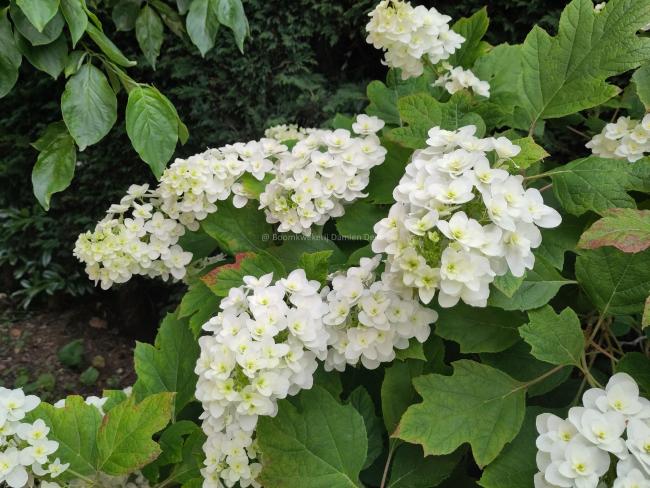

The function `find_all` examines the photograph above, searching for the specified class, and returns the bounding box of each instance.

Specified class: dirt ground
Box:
[0,303,137,402]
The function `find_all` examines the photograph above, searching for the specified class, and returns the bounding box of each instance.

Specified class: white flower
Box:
[626,419,650,474]
[352,115,385,135]
[0,449,27,488]
[196,271,328,488]
[366,0,464,79]
[583,373,650,418]
[434,64,490,97]
[0,388,39,422]
[613,468,650,488]
[549,437,610,488]
[568,407,627,456]
[371,125,560,308]
[586,115,650,163]
[323,256,436,372]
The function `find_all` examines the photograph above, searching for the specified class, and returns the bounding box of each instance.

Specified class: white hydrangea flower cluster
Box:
[259,115,387,235]
[0,388,68,488]
[322,255,437,371]
[73,138,286,289]
[73,183,191,289]
[586,115,650,163]
[434,63,490,98]
[371,125,561,308]
[365,0,464,79]
[534,373,650,488]
[76,116,386,288]
[195,270,330,488]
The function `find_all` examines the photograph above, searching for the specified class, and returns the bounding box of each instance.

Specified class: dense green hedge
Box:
[0,0,565,308]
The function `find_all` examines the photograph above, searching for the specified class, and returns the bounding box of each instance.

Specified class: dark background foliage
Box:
[0,0,564,317]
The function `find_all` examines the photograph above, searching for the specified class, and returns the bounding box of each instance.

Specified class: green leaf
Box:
[517,0,650,128]
[492,272,524,298]
[15,31,67,78]
[366,139,411,204]
[508,137,549,170]
[388,444,460,488]
[519,306,584,367]
[135,5,163,69]
[336,200,386,240]
[177,0,192,15]
[57,339,84,367]
[133,313,199,416]
[10,1,64,45]
[435,303,526,353]
[578,208,650,253]
[535,214,584,269]
[644,296,650,329]
[80,366,99,385]
[389,92,484,148]
[97,392,174,475]
[478,407,545,488]
[61,63,117,150]
[398,360,526,467]
[551,157,650,216]
[481,341,572,397]
[576,247,650,315]
[366,80,400,126]
[201,251,286,296]
[86,22,136,67]
[616,352,650,395]
[268,236,347,271]
[366,69,436,126]
[26,396,102,479]
[473,44,524,129]
[201,200,272,254]
[216,0,248,53]
[395,340,426,361]
[185,0,219,57]
[180,282,220,337]
[381,359,423,434]
[298,250,332,284]
[446,8,488,68]
[102,390,128,412]
[257,387,367,488]
[0,8,21,98]
[125,86,178,177]
[112,0,139,31]
[149,0,185,39]
[346,387,384,470]
[487,257,573,311]
[164,429,206,485]
[633,62,650,110]
[16,0,59,32]
[60,0,87,47]
[31,121,76,210]
[155,420,200,468]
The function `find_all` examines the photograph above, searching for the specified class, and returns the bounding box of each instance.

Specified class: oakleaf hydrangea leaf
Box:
[576,247,650,315]
[435,304,526,353]
[133,314,199,416]
[578,208,650,253]
[518,0,650,128]
[397,360,526,467]
[551,157,650,216]
[519,306,584,367]
[257,387,367,488]
[96,392,174,475]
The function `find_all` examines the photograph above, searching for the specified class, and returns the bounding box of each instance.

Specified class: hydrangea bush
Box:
[5,0,650,487]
